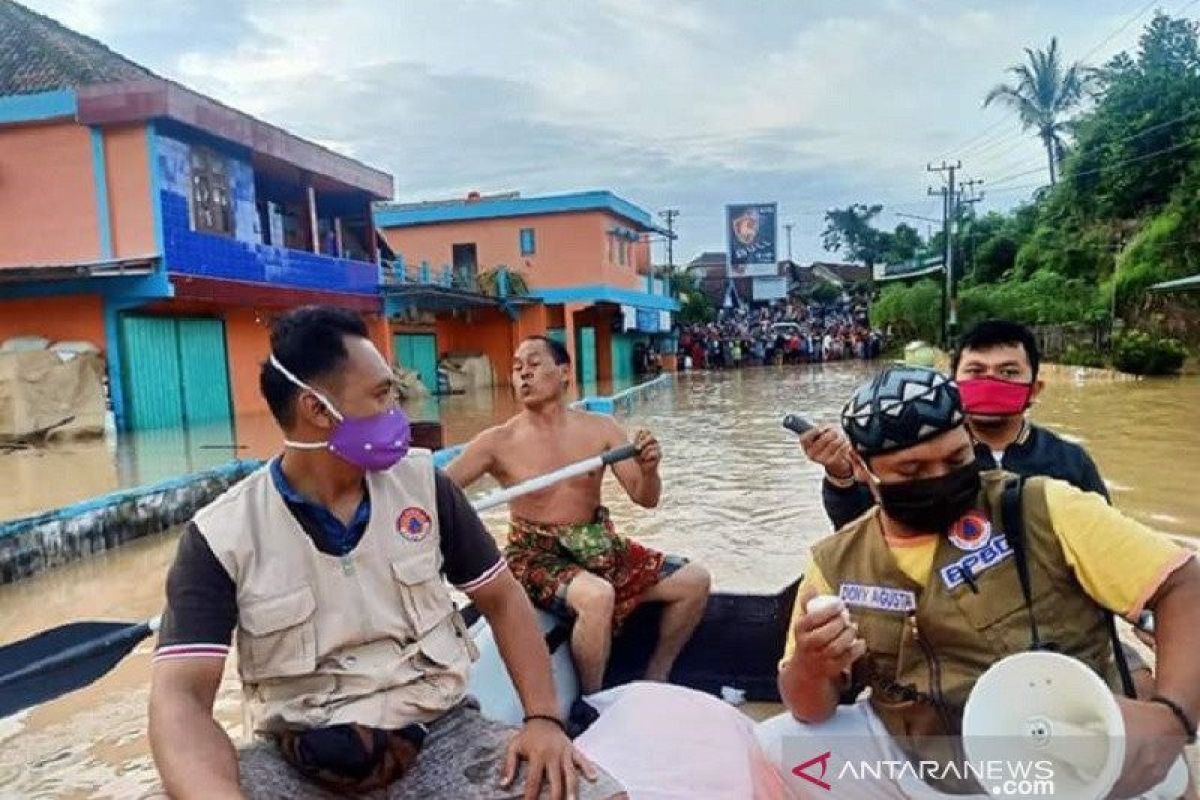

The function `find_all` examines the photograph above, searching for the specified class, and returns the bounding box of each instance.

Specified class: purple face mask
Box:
[270,354,411,472]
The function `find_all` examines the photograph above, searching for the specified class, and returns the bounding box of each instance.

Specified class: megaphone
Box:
[963,651,1189,799]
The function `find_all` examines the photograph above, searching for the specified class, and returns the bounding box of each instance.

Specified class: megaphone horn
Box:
[963,651,1188,800]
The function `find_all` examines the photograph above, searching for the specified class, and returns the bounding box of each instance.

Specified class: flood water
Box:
[2,364,1198,797]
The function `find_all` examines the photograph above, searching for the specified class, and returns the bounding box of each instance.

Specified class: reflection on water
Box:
[1032,371,1200,539]
[0,379,628,523]
[1,365,1197,797]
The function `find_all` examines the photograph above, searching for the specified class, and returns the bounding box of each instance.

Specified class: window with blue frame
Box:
[519,227,536,256]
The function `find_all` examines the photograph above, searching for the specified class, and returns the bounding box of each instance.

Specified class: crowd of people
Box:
[677,297,882,369]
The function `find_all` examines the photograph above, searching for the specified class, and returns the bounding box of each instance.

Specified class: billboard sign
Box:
[753,276,788,301]
[727,203,778,278]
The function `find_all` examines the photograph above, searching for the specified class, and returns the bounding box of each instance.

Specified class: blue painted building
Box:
[0,1,394,429]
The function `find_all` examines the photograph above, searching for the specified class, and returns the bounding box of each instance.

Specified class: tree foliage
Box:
[822,204,887,267]
[984,37,1088,184]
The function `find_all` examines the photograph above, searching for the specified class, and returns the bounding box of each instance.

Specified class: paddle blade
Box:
[0,621,153,718]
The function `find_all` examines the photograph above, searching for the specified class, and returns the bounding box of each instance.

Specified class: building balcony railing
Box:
[380,258,528,299]
[162,199,380,295]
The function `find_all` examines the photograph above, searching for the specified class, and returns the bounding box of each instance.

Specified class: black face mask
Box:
[875,461,982,534]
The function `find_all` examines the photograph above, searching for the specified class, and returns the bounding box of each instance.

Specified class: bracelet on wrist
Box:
[1150,695,1198,744]
[825,470,856,488]
[523,714,566,732]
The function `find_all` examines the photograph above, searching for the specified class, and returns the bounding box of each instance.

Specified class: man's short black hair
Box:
[522,335,571,366]
[952,319,1040,378]
[260,306,370,427]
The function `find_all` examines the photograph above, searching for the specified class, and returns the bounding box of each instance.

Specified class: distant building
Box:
[375,190,677,386]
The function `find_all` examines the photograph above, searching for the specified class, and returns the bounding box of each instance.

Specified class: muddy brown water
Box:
[2,365,1197,797]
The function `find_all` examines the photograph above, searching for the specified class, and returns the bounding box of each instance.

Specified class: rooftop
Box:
[0,0,392,198]
[0,0,152,95]
[374,190,671,235]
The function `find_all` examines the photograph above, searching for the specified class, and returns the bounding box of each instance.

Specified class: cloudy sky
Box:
[26,0,1175,262]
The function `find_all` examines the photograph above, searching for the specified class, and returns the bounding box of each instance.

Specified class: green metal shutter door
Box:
[611,334,634,383]
[120,316,185,430]
[415,336,439,394]
[177,318,232,424]
[577,327,597,386]
[394,334,439,394]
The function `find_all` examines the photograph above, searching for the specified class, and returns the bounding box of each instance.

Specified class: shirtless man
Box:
[446,335,711,712]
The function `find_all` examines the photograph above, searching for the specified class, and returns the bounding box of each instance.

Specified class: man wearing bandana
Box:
[804,319,1109,532]
[758,365,1200,798]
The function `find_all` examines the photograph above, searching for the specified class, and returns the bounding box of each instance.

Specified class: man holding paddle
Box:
[447,336,710,726]
[148,307,625,800]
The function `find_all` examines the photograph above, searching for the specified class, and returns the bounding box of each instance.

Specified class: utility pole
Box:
[928,161,960,347]
[784,222,794,262]
[658,208,679,274]
[958,179,985,282]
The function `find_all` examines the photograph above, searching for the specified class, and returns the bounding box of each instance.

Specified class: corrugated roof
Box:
[0,0,154,95]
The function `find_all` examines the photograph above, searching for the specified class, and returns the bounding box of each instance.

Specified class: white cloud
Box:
[20,0,1170,261]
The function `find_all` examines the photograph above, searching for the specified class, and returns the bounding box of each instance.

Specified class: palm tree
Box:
[984,38,1086,185]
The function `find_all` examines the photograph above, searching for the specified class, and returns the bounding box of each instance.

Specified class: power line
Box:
[1079,0,1160,62]
[939,0,1165,162]
[988,131,1200,188]
[982,134,1200,198]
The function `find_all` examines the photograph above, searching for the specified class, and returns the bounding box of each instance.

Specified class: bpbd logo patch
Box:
[948,510,992,552]
[397,506,432,542]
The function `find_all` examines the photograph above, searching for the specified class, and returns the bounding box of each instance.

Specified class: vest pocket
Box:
[391,552,454,636]
[239,585,318,680]
[955,577,1053,654]
[418,621,467,667]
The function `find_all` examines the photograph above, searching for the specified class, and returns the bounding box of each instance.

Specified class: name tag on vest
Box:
[939,533,1013,590]
[838,583,917,613]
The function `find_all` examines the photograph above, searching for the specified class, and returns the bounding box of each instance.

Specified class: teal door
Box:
[546,328,566,347]
[178,318,233,424]
[120,315,232,430]
[394,334,439,394]
[576,327,597,385]
[611,334,635,383]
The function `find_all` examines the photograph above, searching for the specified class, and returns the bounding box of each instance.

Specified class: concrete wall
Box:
[102,125,155,258]
[435,307,516,387]
[223,307,271,418]
[0,121,99,268]
[379,210,649,293]
[0,295,106,347]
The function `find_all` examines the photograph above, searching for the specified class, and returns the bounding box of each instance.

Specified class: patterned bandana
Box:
[841,366,965,456]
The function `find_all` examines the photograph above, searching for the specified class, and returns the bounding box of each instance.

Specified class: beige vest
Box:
[812,472,1116,788]
[194,449,477,734]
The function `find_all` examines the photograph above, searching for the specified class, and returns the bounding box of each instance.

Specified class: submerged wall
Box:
[0,459,261,583]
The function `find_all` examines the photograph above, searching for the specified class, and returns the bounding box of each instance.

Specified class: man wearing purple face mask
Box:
[148,307,626,800]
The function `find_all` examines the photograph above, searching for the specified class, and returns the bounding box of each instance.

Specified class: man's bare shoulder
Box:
[564,410,628,448]
[566,408,624,436]
[470,418,521,450]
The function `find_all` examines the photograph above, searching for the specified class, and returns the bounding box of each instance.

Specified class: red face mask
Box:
[957,376,1033,416]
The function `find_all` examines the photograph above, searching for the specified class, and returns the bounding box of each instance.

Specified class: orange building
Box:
[375,191,678,388]
[0,1,392,429]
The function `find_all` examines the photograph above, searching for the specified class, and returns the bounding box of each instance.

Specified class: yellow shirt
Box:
[781,479,1194,666]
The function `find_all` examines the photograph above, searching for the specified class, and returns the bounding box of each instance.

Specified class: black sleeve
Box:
[822,479,875,530]
[1074,449,1112,504]
[435,470,504,589]
[156,524,238,649]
